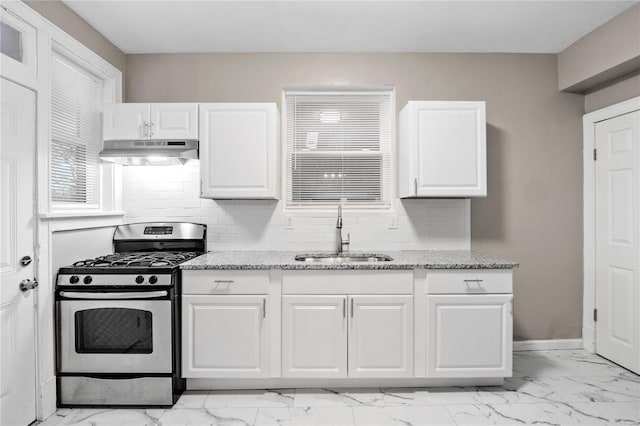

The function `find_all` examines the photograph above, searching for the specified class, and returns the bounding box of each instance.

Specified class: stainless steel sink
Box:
[294,254,393,263]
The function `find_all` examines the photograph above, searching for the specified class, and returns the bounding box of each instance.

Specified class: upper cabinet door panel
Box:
[199,103,279,199]
[150,103,198,139]
[103,103,149,140]
[399,101,486,198]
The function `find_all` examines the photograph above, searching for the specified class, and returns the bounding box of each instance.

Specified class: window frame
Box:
[282,87,396,212]
[46,41,122,218]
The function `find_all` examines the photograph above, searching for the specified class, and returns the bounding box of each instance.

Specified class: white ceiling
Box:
[61,0,638,54]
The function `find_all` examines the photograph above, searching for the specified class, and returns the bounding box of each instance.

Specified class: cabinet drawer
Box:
[426,270,512,294]
[182,270,269,294]
[282,270,413,294]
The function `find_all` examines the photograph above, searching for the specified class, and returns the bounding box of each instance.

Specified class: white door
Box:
[199,103,279,199]
[0,78,37,426]
[150,103,198,139]
[426,294,512,378]
[595,110,640,374]
[103,103,149,140]
[348,295,413,378]
[182,295,268,378]
[282,295,347,378]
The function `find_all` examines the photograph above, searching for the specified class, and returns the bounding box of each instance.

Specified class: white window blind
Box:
[51,52,103,206]
[285,90,392,209]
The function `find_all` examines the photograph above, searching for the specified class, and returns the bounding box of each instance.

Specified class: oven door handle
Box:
[59,291,168,300]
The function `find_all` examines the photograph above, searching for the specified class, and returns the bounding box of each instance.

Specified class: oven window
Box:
[75,308,153,354]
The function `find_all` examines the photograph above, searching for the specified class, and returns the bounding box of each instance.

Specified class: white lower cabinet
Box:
[182,295,268,378]
[349,295,413,378]
[180,268,514,383]
[426,294,513,378]
[282,295,413,378]
[282,295,347,378]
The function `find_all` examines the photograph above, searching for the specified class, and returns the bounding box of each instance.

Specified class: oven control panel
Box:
[56,274,171,287]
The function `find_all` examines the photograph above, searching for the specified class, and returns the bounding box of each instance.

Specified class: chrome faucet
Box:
[336,205,350,255]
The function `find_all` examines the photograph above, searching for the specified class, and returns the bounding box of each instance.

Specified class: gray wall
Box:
[585,71,640,113]
[126,52,584,340]
[558,3,640,92]
[24,0,126,73]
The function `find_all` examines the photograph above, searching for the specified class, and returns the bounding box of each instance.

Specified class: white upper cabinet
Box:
[150,104,198,139]
[103,103,198,140]
[399,101,486,197]
[199,103,280,199]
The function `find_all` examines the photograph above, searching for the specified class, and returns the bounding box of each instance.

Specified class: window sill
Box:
[40,211,125,231]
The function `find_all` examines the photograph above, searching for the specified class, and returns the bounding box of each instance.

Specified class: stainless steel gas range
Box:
[55,222,206,407]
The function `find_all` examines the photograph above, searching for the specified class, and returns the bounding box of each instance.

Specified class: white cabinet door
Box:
[200,103,279,199]
[348,295,413,378]
[150,103,198,139]
[426,294,512,378]
[103,103,149,140]
[399,101,486,197]
[282,295,347,378]
[182,295,268,378]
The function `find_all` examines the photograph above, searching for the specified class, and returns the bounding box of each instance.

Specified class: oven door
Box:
[58,293,172,373]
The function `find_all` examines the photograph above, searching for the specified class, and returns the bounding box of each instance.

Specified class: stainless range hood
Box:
[99,140,198,166]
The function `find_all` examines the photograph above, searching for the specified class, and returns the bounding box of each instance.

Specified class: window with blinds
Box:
[51,52,103,206]
[284,90,393,209]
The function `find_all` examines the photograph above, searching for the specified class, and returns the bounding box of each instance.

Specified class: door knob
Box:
[19,278,38,292]
[20,255,32,266]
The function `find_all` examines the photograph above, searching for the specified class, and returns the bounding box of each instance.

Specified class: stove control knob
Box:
[148,275,158,284]
[135,275,145,284]
[69,275,79,284]
[83,276,92,285]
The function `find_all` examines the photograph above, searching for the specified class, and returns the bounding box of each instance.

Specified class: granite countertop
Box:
[181,250,518,270]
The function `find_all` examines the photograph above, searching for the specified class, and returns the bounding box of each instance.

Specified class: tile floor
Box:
[37,350,640,425]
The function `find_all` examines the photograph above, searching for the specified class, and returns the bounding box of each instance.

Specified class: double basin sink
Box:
[295,254,393,263]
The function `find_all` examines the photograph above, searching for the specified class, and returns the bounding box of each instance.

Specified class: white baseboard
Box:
[513,338,583,351]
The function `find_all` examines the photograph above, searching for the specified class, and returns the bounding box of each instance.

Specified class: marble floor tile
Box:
[352,405,456,426]
[513,350,623,378]
[504,375,640,404]
[35,350,640,426]
[156,407,258,426]
[294,388,385,407]
[447,401,640,425]
[37,408,163,426]
[204,389,294,408]
[380,386,541,406]
[173,391,209,409]
[254,406,354,426]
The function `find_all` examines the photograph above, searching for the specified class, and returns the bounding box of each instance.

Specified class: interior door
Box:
[0,77,37,426]
[595,110,640,374]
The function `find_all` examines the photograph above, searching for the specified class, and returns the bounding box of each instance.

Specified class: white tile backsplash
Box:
[123,163,470,251]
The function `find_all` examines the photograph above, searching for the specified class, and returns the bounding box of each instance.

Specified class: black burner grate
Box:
[72,251,199,268]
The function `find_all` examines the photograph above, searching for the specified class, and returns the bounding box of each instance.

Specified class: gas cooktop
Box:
[71,251,200,268]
